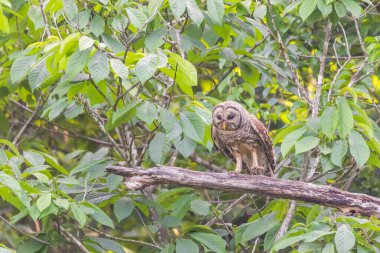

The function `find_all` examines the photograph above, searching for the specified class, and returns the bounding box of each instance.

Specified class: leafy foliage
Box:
[0,0,380,252]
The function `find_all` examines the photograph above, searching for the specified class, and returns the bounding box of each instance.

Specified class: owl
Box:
[211,101,275,176]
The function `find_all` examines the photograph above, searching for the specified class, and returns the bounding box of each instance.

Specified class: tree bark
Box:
[106,166,380,218]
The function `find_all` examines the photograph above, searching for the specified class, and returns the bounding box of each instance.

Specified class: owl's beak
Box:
[222,121,227,130]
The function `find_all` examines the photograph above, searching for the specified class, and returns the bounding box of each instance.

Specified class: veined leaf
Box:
[295,136,320,154]
[189,232,226,253]
[349,130,370,167]
[335,224,355,253]
[88,51,110,84]
[299,0,318,21]
[207,0,224,25]
[135,54,158,84]
[330,140,348,167]
[149,132,171,164]
[336,97,353,138]
[176,238,198,253]
[321,106,337,139]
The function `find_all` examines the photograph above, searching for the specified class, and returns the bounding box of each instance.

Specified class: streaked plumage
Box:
[211,101,275,176]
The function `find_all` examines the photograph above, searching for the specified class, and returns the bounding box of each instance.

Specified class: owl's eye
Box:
[227,114,235,120]
[216,115,222,120]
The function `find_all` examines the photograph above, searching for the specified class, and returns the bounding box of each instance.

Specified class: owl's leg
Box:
[234,152,243,173]
[251,149,265,175]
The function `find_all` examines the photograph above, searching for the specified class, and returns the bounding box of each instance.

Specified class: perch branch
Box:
[106,166,380,218]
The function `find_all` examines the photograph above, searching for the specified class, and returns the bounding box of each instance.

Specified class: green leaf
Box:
[169,0,186,20]
[145,27,167,52]
[149,132,171,164]
[176,239,199,253]
[54,198,70,210]
[79,36,94,51]
[273,235,305,251]
[66,48,91,79]
[317,0,332,17]
[126,7,147,29]
[207,0,224,25]
[253,4,267,20]
[28,59,49,91]
[89,15,105,37]
[321,106,337,139]
[305,230,334,242]
[174,136,196,158]
[82,201,114,229]
[159,215,182,227]
[88,51,110,84]
[89,238,124,253]
[16,240,44,253]
[135,54,158,84]
[11,55,36,84]
[62,0,78,20]
[185,0,204,26]
[109,101,140,130]
[36,193,51,212]
[114,198,134,222]
[71,203,86,227]
[281,127,307,157]
[110,59,129,79]
[189,232,226,253]
[335,224,355,253]
[322,243,335,253]
[137,101,158,125]
[343,0,361,18]
[190,199,211,216]
[241,212,279,242]
[159,108,177,132]
[0,139,19,156]
[180,112,204,142]
[161,243,175,253]
[299,0,318,21]
[28,5,44,30]
[331,140,348,167]
[284,0,302,15]
[167,52,198,92]
[334,2,347,17]
[349,130,370,167]
[336,97,353,138]
[23,151,45,166]
[295,136,320,154]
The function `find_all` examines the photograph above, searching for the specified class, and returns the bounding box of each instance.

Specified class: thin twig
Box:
[267,0,312,105]
[12,97,44,146]
[348,18,369,88]
[328,22,351,102]
[85,225,161,249]
[312,23,332,118]
[0,214,50,246]
[54,222,90,253]
[274,200,297,241]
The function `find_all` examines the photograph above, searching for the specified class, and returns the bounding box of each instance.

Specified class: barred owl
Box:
[211,101,275,176]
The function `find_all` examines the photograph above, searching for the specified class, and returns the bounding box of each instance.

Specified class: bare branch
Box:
[54,222,90,253]
[266,0,312,105]
[275,200,297,241]
[0,214,50,246]
[328,22,352,102]
[312,23,332,118]
[106,166,380,218]
[348,19,369,88]
[12,97,43,146]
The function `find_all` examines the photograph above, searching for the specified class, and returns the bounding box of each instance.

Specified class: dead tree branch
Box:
[106,166,380,218]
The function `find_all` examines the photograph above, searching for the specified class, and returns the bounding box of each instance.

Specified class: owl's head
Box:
[212,101,246,131]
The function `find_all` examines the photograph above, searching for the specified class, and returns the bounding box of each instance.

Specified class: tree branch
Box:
[106,166,380,218]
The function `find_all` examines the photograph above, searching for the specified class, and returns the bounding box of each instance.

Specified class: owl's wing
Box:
[211,125,235,162]
[248,115,276,174]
